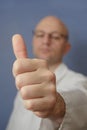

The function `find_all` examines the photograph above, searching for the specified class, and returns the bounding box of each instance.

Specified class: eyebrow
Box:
[34,30,62,34]
[33,30,69,39]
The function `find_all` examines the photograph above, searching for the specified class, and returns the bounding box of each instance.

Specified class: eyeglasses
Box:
[32,30,68,41]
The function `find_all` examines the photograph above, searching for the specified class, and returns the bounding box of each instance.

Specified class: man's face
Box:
[32,17,69,65]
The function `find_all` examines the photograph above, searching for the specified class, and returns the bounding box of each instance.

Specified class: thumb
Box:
[12,34,28,59]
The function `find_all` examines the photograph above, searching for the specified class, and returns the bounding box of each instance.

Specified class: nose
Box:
[42,34,51,45]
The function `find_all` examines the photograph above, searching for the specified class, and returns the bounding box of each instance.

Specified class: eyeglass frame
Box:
[32,30,69,41]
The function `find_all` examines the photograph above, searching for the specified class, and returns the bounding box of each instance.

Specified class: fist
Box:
[12,34,57,118]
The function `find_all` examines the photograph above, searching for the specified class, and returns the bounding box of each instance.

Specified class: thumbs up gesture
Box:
[12,34,65,119]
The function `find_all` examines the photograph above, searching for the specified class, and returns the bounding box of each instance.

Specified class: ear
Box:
[64,42,71,55]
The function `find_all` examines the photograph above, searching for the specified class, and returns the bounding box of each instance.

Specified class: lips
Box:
[40,47,51,52]
[42,49,51,54]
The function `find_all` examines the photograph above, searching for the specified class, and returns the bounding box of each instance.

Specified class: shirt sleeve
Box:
[57,76,87,130]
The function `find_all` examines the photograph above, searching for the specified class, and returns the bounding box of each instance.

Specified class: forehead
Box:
[35,18,68,35]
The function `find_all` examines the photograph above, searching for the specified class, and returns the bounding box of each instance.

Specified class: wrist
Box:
[50,92,66,120]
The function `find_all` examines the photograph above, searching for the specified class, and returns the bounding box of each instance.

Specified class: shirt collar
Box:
[54,63,68,82]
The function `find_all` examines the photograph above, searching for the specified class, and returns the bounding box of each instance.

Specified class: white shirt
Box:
[6,63,87,130]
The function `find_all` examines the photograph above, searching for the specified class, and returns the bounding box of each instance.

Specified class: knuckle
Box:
[49,85,56,94]
[20,87,27,99]
[15,75,22,89]
[13,59,22,76]
[49,96,56,107]
[46,71,55,81]
[25,100,34,110]
[51,96,56,105]
[35,112,49,118]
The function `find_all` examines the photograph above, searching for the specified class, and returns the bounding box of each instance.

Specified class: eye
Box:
[51,35,61,40]
[35,33,44,38]
[33,30,45,38]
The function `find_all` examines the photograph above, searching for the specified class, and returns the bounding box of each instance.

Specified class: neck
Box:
[48,61,62,72]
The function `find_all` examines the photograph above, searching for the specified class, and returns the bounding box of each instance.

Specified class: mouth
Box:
[40,47,51,52]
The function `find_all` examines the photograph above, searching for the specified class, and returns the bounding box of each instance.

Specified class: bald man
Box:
[6,16,87,130]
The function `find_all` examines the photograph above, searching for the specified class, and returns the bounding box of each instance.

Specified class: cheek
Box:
[52,44,64,56]
[32,41,41,54]
[52,44,60,52]
[33,38,41,47]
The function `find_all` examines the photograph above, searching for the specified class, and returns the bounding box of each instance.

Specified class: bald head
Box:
[35,16,69,40]
[32,15,71,68]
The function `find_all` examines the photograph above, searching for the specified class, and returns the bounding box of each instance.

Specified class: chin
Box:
[37,54,50,60]
[38,56,49,61]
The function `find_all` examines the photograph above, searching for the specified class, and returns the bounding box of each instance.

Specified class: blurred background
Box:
[0,0,87,130]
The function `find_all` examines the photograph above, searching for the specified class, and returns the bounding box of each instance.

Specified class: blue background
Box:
[0,0,87,130]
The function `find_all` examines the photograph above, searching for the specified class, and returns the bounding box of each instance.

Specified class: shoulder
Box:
[66,66,87,82]
[55,63,87,81]
[55,63,87,90]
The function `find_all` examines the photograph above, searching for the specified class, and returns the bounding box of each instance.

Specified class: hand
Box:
[12,34,65,119]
